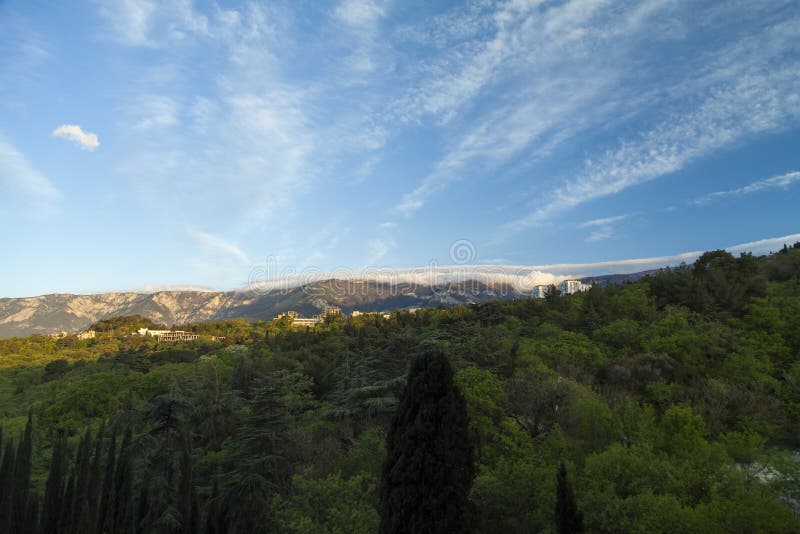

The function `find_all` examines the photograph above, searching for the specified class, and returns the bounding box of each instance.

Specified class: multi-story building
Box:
[274,310,322,327]
[532,285,550,299]
[136,328,200,342]
[322,306,342,318]
[558,280,592,295]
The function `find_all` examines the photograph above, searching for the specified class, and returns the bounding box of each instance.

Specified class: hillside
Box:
[0,246,798,533]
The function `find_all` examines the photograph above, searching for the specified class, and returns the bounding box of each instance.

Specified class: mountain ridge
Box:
[0,279,538,338]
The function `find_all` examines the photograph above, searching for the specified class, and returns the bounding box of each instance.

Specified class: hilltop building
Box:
[532,280,592,299]
[275,306,344,328]
[532,285,550,299]
[77,329,96,340]
[136,328,200,342]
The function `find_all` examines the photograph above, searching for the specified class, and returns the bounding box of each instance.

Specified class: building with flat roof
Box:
[558,280,592,295]
[136,328,200,342]
[532,285,550,299]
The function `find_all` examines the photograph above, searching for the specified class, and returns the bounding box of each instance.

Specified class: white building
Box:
[77,330,96,340]
[136,328,199,341]
[532,285,550,299]
[558,280,592,295]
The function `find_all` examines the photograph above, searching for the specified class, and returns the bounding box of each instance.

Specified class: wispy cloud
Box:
[97,0,209,47]
[111,6,316,231]
[366,237,394,264]
[187,227,249,265]
[393,0,671,214]
[507,13,800,230]
[577,213,632,242]
[694,171,800,205]
[391,0,800,222]
[0,135,61,214]
[577,214,631,229]
[52,124,100,150]
[130,96,180,131]
[334,0,387,28]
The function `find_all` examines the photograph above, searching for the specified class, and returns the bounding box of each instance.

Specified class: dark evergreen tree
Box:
[21,495,39,534]
[379,348,475,534]
[69,428,92,534]
[135,470,151,534]
[179,441,193,534]
[96,426,118,534]
[0,439,16,532]
[84,420,106,533]
[42,433,67,534]
[555,462,584,534]
[219,371,313,532]
[113,426,134,534]
[59,471,75,534]
[13,410,33,530]
[204,478,226,534]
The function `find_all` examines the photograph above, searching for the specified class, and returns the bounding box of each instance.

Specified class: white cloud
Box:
[392,1,800,220]
[366,237,394,264]
[577,214,631,229]
[188,228,249,265]
[98,0,209,47]
[97,0,157,46]
[52,124,100,151]
[577,213,632,242]
[0,135,61,214]
[586,229,615,243]
[694,171,800,205]
[509,28,800,230]
[131,96,180,130]
[334,0,387,28]
[243,232,800,293]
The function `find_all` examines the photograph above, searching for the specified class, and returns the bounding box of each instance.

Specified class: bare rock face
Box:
[0,280,524,338]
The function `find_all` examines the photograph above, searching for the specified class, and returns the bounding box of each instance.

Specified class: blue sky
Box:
[1,0,799,297]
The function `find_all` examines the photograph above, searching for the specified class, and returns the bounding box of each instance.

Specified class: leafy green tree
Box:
[379,349,475,533]
[272,471,379,533]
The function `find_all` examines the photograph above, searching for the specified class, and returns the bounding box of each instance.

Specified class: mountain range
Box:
[0,280,518,338]
[0,270,660,338]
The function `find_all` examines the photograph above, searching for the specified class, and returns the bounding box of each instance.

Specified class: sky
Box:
[0,0,799,298]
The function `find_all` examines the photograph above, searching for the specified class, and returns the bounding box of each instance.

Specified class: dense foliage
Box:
[0,246,799,532]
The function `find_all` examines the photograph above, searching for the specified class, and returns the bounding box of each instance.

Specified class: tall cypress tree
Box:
[96,426,117,534]
[113,426,134,534]
[59,471,76,534]
[68,428,92,534]
[204,478,226,534]
[42,433,67,534]
[179,441,194,534]
[13,410,33,530]
[555,462,584,534]
[379,348,475,533]
[84,420,106,533]
[0,439,16,532]
[22,494,39,534]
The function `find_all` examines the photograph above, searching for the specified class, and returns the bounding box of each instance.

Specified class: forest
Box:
[0,245,799,533]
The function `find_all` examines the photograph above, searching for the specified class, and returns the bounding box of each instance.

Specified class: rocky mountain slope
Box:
[0,280,525,338]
